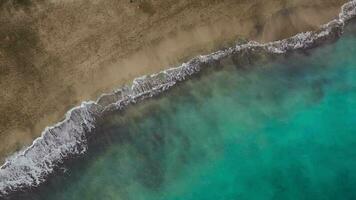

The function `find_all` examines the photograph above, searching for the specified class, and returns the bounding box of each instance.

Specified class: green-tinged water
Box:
[34,24,356,200]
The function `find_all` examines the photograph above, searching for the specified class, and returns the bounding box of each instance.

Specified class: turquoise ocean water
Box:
[31,24,356,200]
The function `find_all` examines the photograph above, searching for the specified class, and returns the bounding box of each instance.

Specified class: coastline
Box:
[0,0,347,162]
[0,0,356,198]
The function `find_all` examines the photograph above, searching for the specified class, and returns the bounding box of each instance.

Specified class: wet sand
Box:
[0,0,347,163]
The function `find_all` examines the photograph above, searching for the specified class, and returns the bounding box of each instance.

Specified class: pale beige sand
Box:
[0,0,347,163]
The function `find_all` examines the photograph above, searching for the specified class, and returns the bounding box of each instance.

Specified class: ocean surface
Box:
[26,23,356,200]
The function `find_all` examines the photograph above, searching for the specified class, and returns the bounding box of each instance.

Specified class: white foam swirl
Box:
[1,0,355,197]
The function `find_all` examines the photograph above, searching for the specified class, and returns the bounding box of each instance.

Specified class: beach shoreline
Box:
[0,0,347,163]
[1,1,356,198]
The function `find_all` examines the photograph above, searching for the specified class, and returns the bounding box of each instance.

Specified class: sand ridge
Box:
[0,0,347,162]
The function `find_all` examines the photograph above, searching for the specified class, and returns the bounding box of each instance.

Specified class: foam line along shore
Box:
[0,0,355,198]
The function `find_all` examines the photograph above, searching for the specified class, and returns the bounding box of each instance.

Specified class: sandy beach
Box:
[0,0,347,163]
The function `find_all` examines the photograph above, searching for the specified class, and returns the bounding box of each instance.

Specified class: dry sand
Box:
[0,0,347,163]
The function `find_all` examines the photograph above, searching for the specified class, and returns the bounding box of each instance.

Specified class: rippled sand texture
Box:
[0,0,347,161]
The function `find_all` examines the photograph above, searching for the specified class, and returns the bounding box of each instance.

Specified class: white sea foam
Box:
[1,0,356,197]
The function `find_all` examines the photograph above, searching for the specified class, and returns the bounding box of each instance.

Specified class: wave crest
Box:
[1,0,356,198]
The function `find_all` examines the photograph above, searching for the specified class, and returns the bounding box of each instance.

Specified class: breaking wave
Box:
[1,0,356,198]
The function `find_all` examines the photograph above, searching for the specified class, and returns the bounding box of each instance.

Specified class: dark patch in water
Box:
[310,79,327,103]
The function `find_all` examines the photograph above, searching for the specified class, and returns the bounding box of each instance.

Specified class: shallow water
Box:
[30,24,356,200]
